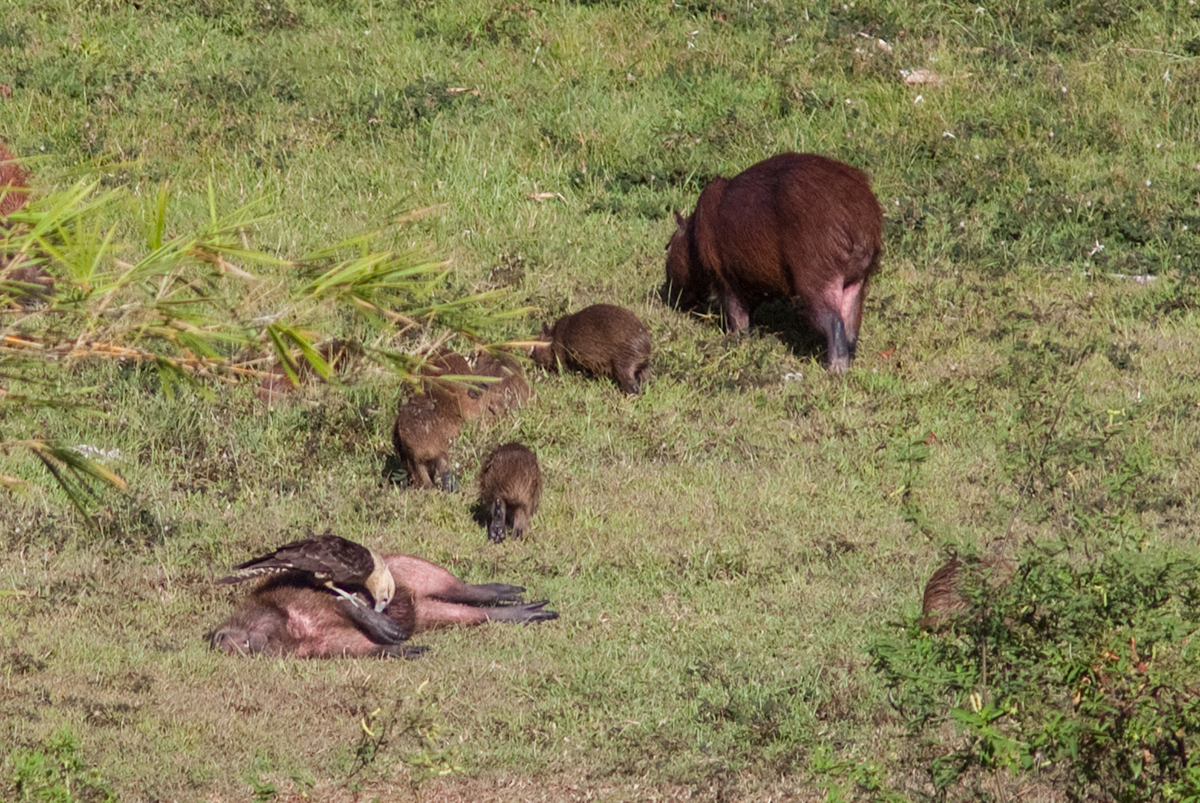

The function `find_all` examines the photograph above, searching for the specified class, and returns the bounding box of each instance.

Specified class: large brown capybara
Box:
[210,553,558,658]
[664,152,883,372]
[478,442,542,543]
[530,303,652,394]
[919,554,1016,630]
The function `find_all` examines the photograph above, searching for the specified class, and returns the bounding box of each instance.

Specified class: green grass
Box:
[4,0,1200,800]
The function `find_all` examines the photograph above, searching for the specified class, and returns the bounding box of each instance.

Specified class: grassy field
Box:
[4,0,1200,800]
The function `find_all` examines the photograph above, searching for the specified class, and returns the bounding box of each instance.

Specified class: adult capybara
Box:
[210,553,558,658]
[478,442,542,543]
[919,555,1016,629]
[530,304,652,394]
[664,152,883,372]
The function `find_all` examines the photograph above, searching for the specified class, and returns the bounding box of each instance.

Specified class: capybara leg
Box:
[408,460,433,489]
[483,600,559,624]
[841,278,867,357]
[339,596,410,644]
[465,583,528,604]
[434,455,457,492]
[488,498,508,543]
[386,555,521,605]
[721,293,752,332]
[511,507,530,540]
[826,316,850,373]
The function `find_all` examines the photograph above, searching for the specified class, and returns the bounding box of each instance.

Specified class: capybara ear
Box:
[540,323,552,338]
[674,210,686,228]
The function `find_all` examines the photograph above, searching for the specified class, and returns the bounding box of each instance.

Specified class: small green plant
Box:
[8,727,115,803]
[870,545,1200,802]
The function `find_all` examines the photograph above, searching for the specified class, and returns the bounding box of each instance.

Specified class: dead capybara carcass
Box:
[478,442,542,543]
[210,553,558,658]
[390,350,485,490]
[530,303,652,394]
[664,152,883,372]
[919,554,1017,630]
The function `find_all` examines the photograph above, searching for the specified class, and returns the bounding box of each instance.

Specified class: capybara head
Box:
[662,210,711,311]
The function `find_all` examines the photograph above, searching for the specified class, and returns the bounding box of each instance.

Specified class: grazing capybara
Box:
[919,555,1016,629]
[530,304,652,394]
[210,553,558,658]
[478,442,542,543]
[472,349,531,421]
[256,339,360,404]
[664,152,883,372]
[391,349,485,489]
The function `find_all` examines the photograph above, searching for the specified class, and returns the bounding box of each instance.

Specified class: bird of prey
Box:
[217,533,396,612]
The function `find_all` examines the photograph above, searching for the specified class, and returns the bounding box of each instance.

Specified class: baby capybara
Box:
[530,304,652,394]
[472,349,531,421]
[664,152,883,372]
[391,350,485,489]
[919,555,1016,629]
[478,442,542,543]
[210,553,558,658]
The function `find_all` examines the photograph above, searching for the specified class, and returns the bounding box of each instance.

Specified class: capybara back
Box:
[530,303,652,394]
[664,152,882,372]
[478,442,543,543]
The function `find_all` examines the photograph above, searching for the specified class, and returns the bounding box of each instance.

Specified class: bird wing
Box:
[218,535,374,585]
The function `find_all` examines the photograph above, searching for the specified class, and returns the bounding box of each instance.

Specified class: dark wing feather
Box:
[218,535,374,585]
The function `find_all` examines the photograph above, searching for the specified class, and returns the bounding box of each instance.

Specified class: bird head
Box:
[366,553,396,613]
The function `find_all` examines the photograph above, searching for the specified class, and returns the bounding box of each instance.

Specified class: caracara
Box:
[217,533,396,612]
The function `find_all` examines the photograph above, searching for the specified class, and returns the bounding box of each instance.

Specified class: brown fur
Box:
[391,349,531,488]
[390,350,484,489]
[0,142,55,307]
[256,339,360,404]
[919,555,1017,629]
[210,553,556,658]
[664,152,883,372]
[530,304,652,394]
[478,442,542,543]
[471,349,531,421]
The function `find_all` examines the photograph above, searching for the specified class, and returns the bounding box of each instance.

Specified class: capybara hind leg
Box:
[841,278,867,357]
[720,293,752,333]
[488,498,508,543]
[413,598,559,631]
[466,583,527,604]
[511,507,530,540]
[483,600,559,624]
[407,460,434,489]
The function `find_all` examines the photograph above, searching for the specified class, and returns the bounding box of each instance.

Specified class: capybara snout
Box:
[664,152,883,372]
